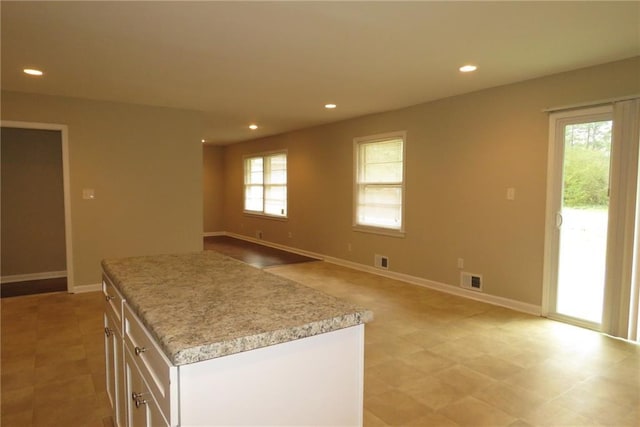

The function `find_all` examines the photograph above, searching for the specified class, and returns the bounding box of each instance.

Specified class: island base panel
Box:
[178,324,365,426]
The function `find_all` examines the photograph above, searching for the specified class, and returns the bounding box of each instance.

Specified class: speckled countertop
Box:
[101,251,372,366]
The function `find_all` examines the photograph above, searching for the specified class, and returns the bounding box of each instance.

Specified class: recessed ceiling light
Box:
[325,104,337,109]
[201,139,206,143]
[459,65,477,73]
[249,124,258,130]
[23,68,44,76]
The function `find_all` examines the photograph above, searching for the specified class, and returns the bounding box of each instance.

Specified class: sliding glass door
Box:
[546,106,613,328]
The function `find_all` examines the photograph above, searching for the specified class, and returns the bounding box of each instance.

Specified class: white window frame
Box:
[353,131,406,237]
[243,150,287,219]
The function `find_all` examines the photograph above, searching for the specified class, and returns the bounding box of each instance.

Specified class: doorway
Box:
[0,121,73,294]
[545,106,613,328]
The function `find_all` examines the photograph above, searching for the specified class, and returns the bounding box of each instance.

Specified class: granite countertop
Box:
[101,251,372,366]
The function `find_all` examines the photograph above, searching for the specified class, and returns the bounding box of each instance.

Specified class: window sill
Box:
[352,225,405,238]
[243,211,288,222]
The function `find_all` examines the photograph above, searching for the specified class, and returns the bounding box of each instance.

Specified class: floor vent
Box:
[374,254,389,270]
[461,272,483,291]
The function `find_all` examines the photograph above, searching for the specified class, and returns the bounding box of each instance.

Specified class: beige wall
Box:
[203,144,225,233]
[1,91,206,287]
[220,57,640,306]
[1,127,66,276]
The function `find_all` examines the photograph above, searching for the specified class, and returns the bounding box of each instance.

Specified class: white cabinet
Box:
[124,347,169,427]
[123,304,177,426]
[103,277,125,427]
[105,280,366,426]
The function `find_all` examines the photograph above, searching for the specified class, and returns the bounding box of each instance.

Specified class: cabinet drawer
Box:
[123,304,176,425]
[103,276,124,332]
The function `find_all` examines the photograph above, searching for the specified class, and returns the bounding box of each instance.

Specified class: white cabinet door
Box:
[104,313,116,411]
[105,312,126,427]
[124,347,168,427]
[125,348,148,427]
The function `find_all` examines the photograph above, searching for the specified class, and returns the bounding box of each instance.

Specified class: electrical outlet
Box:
[457,258,464,269]
[256,230,263,239]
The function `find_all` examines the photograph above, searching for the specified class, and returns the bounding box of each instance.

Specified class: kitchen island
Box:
[102,251,372,427]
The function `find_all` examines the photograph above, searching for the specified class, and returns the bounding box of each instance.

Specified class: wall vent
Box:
[461,272,483,292]
[374,254,389,270]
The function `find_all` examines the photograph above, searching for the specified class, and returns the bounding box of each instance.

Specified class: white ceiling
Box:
[2,1,639,145]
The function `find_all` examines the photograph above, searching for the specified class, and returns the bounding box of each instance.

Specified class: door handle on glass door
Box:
[556,212,563,228]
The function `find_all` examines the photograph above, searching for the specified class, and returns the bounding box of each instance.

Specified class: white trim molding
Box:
[203,231,226,237]
[1,120,74,293]
[221,232,541,316]
[225,232,322,261]
[72,283,102,293]
[1,271,67,284]
[324,256,541,316]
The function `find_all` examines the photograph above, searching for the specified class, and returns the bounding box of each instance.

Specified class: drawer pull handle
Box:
[134,346,147,356]
[104,327,113,338]
[132,392,147,408]
[105,295,114,302]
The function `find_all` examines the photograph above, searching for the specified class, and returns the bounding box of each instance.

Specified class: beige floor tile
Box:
[32,396,103,427]
[471,382,548,419]
[503,366,582,400]
[597,354,640,388]
[580,375,638,408]
[34,342,86,366]
[400,411,460,427]
[371,336,425,358]
[428,340,486,363]
[1,364,36,392]
[437,396,517,426]
[1,385,34,414]
[364,374,394,397]
[364,408,388,426]
[34,374,96,406]
[432,365,496,395]
[523,399,598,427]
[552,391,634,426]
[34,359,93,384]
[367,359,427,388]
[398,374,465,410]
[398,349,455,374]
[365,342,395,368]
[507,419,535,427]
[463,354,524,380]
[365,389,431,425]
[0,409,33,427]
[1,332,38,360]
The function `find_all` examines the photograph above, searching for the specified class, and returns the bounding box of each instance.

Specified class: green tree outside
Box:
[562,121,612,208]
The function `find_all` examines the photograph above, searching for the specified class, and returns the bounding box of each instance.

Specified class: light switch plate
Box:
[506,187,515,201]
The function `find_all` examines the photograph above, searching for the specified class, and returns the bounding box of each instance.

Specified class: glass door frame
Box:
[542,105,613,331]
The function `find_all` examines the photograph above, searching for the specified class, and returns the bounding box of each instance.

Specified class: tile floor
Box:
[266,262,639,427]
[1,291,112,427]
[2,261,638,426]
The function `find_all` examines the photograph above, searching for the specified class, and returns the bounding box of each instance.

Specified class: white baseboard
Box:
[219,232,542,316]
[204,231,226,237]
[224,232,323,260]
[1,270,67,284]
[324,256,541,316]
[72,283,102,294]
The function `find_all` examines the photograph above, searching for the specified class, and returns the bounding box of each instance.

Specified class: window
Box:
[354,131,405,234]
[244,152,287,217]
